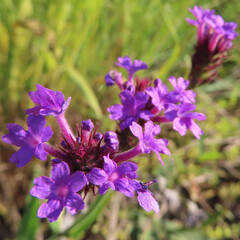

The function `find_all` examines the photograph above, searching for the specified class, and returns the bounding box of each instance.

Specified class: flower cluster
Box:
[107,59,206,140]
[186,6,238,87]
[3,83,167,221]
[2,5,237,223]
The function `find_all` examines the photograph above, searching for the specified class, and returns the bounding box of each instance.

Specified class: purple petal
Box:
[137,190,159,213]
[69,171,87,192]
[30,176,54,199]
[138,110,153,120]
[86,168,108,185]
[2,124,27,147]
[99,183,111,195]
[51,162,70,181]
[61,97,71,113]
[103,155,117,175]
[27,115,46,137]
[129,122,143,139]
[173,118,188,136]
[41,125,53,142]
[35,144,48,160]
[10,146,35,167]
[116,162,138,177]
[108,104,125,120]
[114,178,134,198]
[178,103,196,114]
[184,112,206,121]
[65,193,85,214]
[144,121,161,136]
[120,90,134,108]
[134,91,149,110]
[120,116,137,130]
[188,120,204,139]
[37,200,63,222]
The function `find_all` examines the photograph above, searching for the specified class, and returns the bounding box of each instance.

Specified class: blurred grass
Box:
[0,0,240,239]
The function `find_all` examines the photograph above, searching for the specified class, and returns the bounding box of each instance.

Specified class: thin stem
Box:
[114,144,142,163]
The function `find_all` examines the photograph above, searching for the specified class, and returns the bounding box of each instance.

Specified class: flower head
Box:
[25,84,71,116]
[2,115,53,167]
[129,121,170,165]
[30,161,87,222]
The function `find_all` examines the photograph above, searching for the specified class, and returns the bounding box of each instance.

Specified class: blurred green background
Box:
[0,0,240,239]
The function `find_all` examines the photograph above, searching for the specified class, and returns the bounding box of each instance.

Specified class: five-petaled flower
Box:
[2,115,53,167]
[30,161,87,222]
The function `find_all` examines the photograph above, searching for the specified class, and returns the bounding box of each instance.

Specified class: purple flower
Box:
[145,79,170,111]
[115,56,148,82]
[165,103,206,139]
[129,121,170,165]
[87,155,138,197]
[30,161,87,222]
[2,115,53,167]
[25,84,71,116]
[168,76,196,104]
[108,90,153,130]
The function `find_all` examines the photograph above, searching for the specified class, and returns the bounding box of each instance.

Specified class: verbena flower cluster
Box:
[2,6,237,222]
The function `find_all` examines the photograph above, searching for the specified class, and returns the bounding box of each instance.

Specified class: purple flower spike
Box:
[25,84,71,116]
[30,161,87,222]
[108,90,153,130]
[168,76,196,104]
[2,115,53,167]
[104,131,119,152]
[115,56,148,82]
[165,103,206,139]
[87,155,138,197]
[129,121,170,165]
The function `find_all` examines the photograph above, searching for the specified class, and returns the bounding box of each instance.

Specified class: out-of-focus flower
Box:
[165,103,206,139]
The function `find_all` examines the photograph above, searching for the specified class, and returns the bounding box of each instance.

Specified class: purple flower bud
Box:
[82,119,94,132]
[104,131,119,152]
